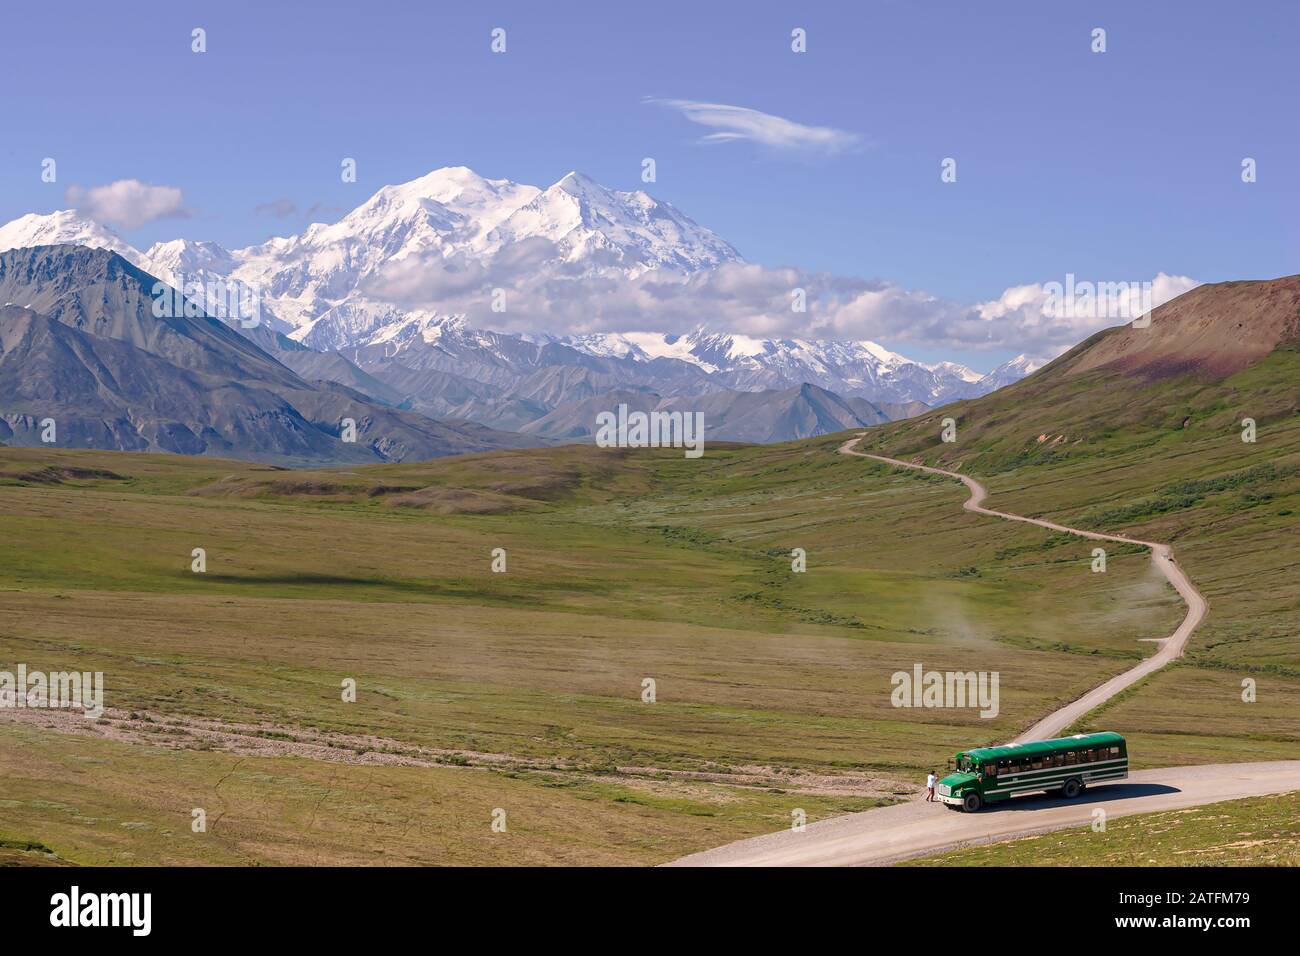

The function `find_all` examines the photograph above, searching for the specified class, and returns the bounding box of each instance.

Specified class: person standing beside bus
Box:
[926,770,937,802]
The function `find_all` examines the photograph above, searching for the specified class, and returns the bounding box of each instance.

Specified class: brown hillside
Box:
[1062,275,1300,381]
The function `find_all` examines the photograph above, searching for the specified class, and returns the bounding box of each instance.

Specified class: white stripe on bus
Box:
[993,758,1127,783]
[991,764,1128,788]
[1000,757,1127,777]
[992,770,1128,792]
[992,770,1128,794]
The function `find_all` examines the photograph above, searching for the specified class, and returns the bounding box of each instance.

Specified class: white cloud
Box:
[65,179,189,230]
[364,250,1198,363]
[646,98,862,155]
[968,272,1202,358]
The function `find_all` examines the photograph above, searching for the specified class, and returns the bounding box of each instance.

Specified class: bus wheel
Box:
[962,792,982,812]
[1061,779,1082,799]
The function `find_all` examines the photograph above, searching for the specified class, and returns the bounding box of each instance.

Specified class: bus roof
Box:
[957,732,1125,763]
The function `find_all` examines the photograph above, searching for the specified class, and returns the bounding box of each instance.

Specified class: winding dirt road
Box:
[839,436,1209,744]
[669,436,1299,867]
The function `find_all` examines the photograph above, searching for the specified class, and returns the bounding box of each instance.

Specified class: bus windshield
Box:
[957,755,974,772]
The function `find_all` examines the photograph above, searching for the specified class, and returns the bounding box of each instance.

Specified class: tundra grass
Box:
[0,722,883,866]
[1,360,1296,865]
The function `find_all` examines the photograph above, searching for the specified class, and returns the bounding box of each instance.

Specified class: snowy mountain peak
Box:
[368,312,472,348]
[924,359,983,383]
[555,170,599,193]
[551,170,654,208]
[0,210,143,265]
[976,353,1043,391]
[376,166,540,230]
[488,171,742,276]
[143,238,237,283]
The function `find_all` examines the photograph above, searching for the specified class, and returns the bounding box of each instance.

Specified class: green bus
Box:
[937,732,1128,812]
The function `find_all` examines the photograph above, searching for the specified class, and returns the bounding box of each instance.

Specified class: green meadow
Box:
[1,342,1296,865]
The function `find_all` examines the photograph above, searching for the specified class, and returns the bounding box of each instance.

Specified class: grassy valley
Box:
[0,434,1186,865]
[1,281,1297,865]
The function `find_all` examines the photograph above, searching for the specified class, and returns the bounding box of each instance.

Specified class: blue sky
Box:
[1,0,1296,367]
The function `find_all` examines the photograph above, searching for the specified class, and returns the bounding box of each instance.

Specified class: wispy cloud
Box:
[65,179,190,230]
[255,198,298,218]
[646,98,861,155]
[304,201,344,222]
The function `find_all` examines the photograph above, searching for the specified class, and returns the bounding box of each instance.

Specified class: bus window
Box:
[1109,746,1120,758]
[1064,751,1077,765]
[985,763,997,777]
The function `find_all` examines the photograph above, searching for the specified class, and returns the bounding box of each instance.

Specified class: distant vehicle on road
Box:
[937,732,1128,812]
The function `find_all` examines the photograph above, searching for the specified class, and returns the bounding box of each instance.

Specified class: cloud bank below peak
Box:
[365,250,1198,364]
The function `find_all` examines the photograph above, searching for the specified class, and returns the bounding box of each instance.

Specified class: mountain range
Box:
[0,245,536,463]
[0,167,1041,458]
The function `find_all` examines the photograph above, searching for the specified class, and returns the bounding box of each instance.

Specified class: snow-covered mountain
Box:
[143,237,239,286]
[220,166,743,350]
[977,354,1042,391]
[0,210,143,265]
[485,171,741,274]
[0,166,1039,433]
[548,330,991,405]
[924,360,983,384]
